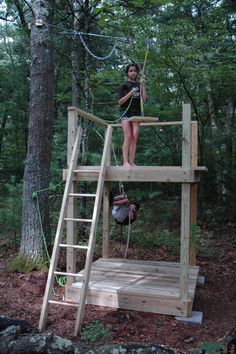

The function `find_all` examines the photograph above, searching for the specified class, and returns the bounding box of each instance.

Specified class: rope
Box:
[33,183,66,288]
[104,93,134,124]
[140,39,151,117]
[124,213,132,259]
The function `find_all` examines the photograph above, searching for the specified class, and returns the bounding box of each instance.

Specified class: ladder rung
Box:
[69,193,96,197]
[54,271,83,277]
[64,218,92,222]
[59,244,88,250]
[49,300,78,307]
[73,169,100,173]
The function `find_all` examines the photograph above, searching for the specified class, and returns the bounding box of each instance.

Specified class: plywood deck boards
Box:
[66,258,199,317]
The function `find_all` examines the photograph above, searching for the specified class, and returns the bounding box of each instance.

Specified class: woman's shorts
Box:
[119,111,139,121]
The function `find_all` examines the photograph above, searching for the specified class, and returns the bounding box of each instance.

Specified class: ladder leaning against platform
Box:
[38,123,113,336]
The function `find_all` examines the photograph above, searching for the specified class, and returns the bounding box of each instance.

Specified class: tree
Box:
[20,0,54,266]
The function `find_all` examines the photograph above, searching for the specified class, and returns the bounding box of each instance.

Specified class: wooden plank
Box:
[190,121,198,266]
[182,103,191,169]
[97,257,195,268]
[180,183,191,300]
[66,108,79,286]
[180,104,191,301]
[71,259,199,296]
[67,107,78,165]
[68,106,108,127]
[112,121,197,128]
[90,259,199,276]
[63,166,201,183]
[128,116,159,122]
[74,267,198,285]
[102,136,111,258]
[65,258,199,317]
[66,285,190,317]
[72,277,196,298]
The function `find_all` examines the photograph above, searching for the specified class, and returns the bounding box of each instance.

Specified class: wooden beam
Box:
[63,166,203,183]
[180,183,190,301]
[103,136,111,258]
[66,107,79,286]
[180,103,191,303]
[190,121,198,266]
[68,106,108,127]
[128,116,159,122]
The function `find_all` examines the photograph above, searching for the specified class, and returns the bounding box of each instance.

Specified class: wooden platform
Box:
[65,258,199,317]
[63,166,207,183]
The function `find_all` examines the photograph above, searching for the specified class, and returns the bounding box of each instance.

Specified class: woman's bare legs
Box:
[129,122,140,166]
[121,120,132,167]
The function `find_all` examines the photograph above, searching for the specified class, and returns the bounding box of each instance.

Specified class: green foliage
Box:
[1,0,236,257]
[80,320,111,342]
[9,254,46,272]
[0,182,22,240]
[197,228,221,259]
[200,341,225,354]
[130,228,180,256]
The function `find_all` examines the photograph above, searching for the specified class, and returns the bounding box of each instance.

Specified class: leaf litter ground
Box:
[0,228,235,352]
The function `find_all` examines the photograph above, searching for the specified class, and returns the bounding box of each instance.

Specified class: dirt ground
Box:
[0,228,236,353]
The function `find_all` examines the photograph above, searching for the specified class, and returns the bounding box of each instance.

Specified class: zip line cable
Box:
[78,31,119,61]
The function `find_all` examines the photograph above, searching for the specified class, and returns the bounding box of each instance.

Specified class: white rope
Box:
[124,214,131,259]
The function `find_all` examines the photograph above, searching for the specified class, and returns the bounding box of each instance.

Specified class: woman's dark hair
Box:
[131,201,140,211]
[125,63,140,76]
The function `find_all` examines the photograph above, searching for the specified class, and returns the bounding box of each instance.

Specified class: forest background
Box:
[0,0,235,269]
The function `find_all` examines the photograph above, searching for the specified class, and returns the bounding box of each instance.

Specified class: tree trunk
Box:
[20,0,54,264]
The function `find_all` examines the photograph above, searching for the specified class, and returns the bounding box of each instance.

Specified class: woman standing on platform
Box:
[118,63,147,167]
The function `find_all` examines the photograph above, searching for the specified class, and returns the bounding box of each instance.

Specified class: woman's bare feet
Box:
[131,163,137,167]
[123,162,131,167]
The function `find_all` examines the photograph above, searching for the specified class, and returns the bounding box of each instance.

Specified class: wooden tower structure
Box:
[39,103,206,336]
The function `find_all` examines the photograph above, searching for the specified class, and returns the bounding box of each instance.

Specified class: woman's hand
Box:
[131,87,138,95]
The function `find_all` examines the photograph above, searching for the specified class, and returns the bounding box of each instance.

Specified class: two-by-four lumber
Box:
[190,122,198,266]
[74,124,113,336]
[64,166,203,183]
[38,126,82,332]
[67,108,79,287]
[68,106,108,127]
[102,137,111,259]
[180,103,191,304]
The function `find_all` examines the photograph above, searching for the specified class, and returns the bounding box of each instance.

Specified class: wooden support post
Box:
[66,107,78,287]
[190,122,198,266]
[102,126,111,258]
[180,103,191,303]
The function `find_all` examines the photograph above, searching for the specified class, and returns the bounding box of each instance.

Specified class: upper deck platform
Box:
[63,165,207,183]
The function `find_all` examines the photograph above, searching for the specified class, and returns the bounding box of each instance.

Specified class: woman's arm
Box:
[118,88,137,106]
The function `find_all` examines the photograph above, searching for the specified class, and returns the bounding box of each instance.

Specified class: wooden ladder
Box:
[39,124,113,336]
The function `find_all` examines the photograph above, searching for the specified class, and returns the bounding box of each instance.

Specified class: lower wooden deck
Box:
[65,258,199,317]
